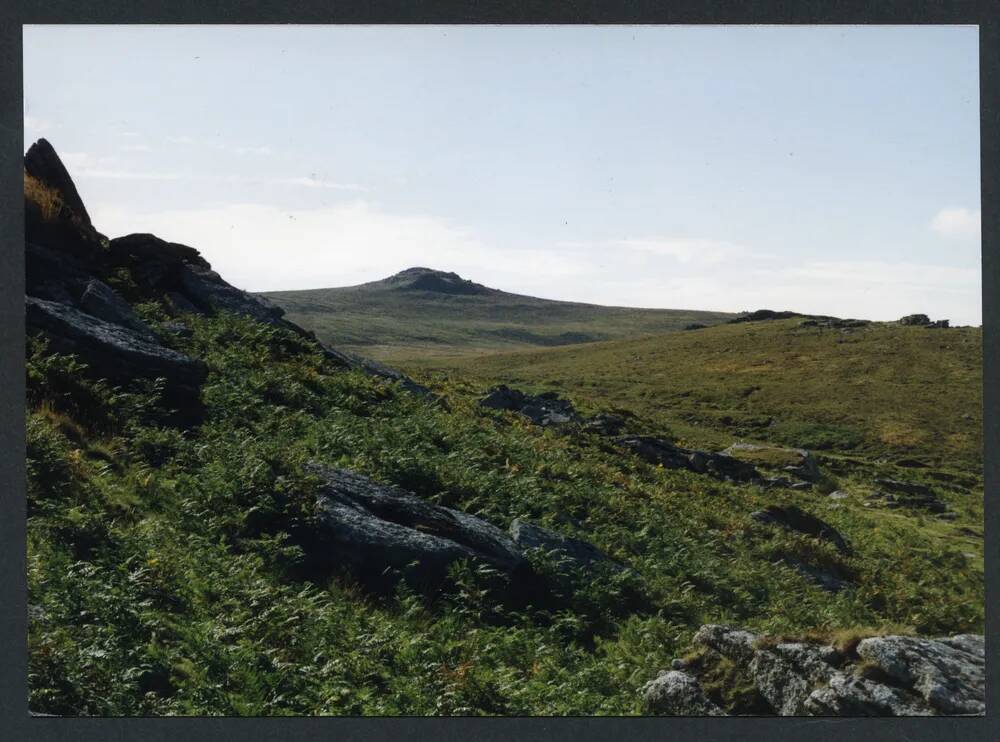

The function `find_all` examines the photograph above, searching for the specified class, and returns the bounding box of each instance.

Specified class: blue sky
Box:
[24,25,982,324]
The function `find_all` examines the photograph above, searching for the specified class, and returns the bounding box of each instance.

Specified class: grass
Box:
[24,169,63,221]
[260,269,736,361]
[402,318,983,469]
[26,309,984,716]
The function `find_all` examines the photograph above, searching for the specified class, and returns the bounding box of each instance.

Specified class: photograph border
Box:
[1,2,996,740]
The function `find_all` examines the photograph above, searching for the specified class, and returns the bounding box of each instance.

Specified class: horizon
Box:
[24,25,982,325]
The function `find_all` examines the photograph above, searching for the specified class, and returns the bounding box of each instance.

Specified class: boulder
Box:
[26,296,206,412]
[856,635,985,715]
[303,465,529,593]
[24,138,92,225]
[177,263,286,324]
[899,314,931,326]
[870,479,947,513]
[653,624,986,716]
[750,505,852,555]
[509,519,626,575]
[641,671,726,715]
[321,346,431,396]
[78,279,157,341]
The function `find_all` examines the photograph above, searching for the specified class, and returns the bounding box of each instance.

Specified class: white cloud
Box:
[121,144,152,152]
[931,207,981,240]
[24,114,51,134]
[167,135,194,144]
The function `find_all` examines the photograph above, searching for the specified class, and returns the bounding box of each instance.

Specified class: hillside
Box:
[23,140,984,717]
[404,319,983,469]
[260,267,736,361]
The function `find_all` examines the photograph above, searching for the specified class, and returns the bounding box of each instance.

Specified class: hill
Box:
[23,140,984,717]
[404,318,983,469]
[260,267,736,361]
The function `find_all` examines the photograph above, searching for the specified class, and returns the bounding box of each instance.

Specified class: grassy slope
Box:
[402,319,984,469]
[27,310,984,716]
[261,278,735,361]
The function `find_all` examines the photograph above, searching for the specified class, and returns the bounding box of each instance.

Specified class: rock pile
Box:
[617,436,761,483]
[642,624,985,716]
[479,385,580,426]
[899,314,950,328]
[867,478,949,515]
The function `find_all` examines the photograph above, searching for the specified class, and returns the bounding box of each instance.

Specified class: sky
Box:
[23,25,982,324]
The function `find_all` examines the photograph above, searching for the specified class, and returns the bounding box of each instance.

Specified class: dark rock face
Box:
[800,318,870,329]
[304,465,529,593]
[321,346,431,396]
[619,436,761,483]
[479,385,579,426]
[642,624,985,716]
[26,296,207,412]
[730,309,805,323]
[750,505,851,555]
[78,279,157,341]
[25,138,92,225]
[509,519,626,575]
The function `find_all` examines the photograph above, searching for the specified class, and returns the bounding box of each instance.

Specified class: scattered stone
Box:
[722,443,821,482]
[899,314,949,328]
[828,490,849,500]
[789,482,813,491]
[869,479,948,514]
[619,436,761,482]
[750,505,851,555]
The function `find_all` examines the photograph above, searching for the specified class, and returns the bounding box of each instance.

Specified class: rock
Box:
[856,635,985,715]
[870,479,947,513]
[828,490,849,500]
[177,263,286,324]
[777,555,852,593]
[722,443,821,482]
[321,346,431,396]
[304,465,530,593]
[789,481,812,491]
[642,671,726,715]
[78,279,157,341]
[619,436,761,482]
[618,436,693,470]
[671,658,686,670]
[160,321,193,338]
[667,624,985,716]
[26,296,207,413]
[582,413,626,436]
[750,505,851,555]
[478,385,579,426]
[730,309,804,323]
[509,519,626,575]
[683,323,707,330]
[899,314,931,326]
[25,138,93,225]
[163,291,202,316]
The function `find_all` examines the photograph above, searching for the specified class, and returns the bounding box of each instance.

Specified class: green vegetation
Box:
[404,319,983,469]
[261,268,735,361]
[27,309,984,716]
